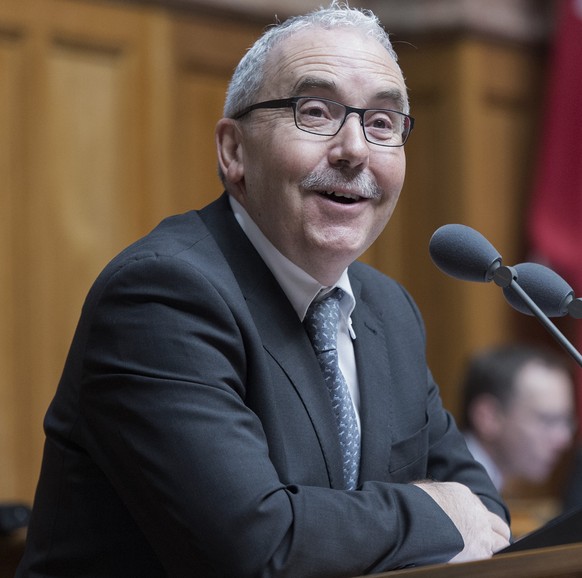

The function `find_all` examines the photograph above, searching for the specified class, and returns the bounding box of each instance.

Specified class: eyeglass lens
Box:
[294,97,410,146]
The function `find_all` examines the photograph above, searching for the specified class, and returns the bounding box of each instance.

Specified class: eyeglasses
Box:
[233,96,414,147]
[532,410,578,433]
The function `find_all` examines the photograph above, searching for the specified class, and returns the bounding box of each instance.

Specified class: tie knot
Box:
[304,288,344,354]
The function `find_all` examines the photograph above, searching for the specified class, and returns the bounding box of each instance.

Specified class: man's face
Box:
[496,362,575,483]
[226,27,407,284]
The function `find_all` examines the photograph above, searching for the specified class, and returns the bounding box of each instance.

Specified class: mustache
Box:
[300,169,383,200]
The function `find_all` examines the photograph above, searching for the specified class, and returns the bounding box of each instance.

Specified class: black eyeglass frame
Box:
[233,96,415,147]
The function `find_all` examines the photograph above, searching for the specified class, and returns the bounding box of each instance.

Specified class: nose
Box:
[328,113,370,170]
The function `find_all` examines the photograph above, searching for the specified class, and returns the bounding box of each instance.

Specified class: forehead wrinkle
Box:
[293,76,337,95]
[263,29,407,109]
[291,78,406,113]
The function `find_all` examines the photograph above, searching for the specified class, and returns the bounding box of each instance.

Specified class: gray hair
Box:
[223,1,407,118]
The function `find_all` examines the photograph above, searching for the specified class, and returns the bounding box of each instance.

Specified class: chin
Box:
[323,244,366,266]
[311,233,363,256]
[525,471,551,484]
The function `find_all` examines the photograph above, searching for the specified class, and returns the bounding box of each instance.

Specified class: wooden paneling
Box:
[0,0,156,501]
[171,16,260,211]
[0,11,27,500]
[0,0,544,505]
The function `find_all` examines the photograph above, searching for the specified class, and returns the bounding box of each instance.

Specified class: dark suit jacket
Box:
[18,194,508,577]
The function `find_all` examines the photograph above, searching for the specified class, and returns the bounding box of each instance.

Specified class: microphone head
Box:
[429,224,502,283]
[502,262,573,317]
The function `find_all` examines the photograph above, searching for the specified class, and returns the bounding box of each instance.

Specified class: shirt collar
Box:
[228,195,356,332]
[464,432,505,491]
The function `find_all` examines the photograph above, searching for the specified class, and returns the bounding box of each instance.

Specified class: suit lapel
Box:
[350,275,394,483]
[247,290,346,488]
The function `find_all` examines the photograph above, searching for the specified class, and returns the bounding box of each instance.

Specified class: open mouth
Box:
[318,190,360,204]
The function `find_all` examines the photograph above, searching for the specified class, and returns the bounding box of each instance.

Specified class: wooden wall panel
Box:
[170,17,262,212]
[173,71,232,211]
[0,0,157,501]
[27,39,139,465]
[0,22,27,501]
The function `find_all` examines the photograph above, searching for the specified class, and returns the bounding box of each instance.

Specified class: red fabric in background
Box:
[528,0,582,422]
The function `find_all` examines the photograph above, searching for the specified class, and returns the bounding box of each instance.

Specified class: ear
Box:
[469,394,505,441]
[216,118,245,187]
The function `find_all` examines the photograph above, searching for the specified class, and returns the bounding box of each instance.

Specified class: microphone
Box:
[429,224,502,283]
[429,224,582,367]
[429,224,514,288]
[502,262,582,319]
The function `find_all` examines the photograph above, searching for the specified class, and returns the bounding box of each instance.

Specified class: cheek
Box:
[378,165,405,220]
[513,422,545,457]
[387,154,407,193]
[250,136,313,190]
[374,152,406,204]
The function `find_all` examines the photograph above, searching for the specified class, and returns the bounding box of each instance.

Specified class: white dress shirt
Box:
[464,432,504,491]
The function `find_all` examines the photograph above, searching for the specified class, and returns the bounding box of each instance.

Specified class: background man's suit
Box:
[18,193,508,577]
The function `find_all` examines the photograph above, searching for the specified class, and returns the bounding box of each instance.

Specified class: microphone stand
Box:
[492,265,582,368]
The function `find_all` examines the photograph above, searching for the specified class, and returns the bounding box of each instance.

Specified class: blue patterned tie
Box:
[304,288,360,490]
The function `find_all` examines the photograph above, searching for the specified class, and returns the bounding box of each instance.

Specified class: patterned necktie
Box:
[304,288,360,490]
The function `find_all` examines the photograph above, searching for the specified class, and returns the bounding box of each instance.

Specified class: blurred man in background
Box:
[460,343,576,493]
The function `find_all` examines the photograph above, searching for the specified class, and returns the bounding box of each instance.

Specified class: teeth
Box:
[321,190,358,200]
[335,191,358,200]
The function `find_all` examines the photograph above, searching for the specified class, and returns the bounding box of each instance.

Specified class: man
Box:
[17,3,510,576]
[460,344,576,492]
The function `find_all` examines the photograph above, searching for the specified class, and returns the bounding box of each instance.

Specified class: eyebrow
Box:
[292,77,337,94]
[292,77,406,111]
[375,88,406,111]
